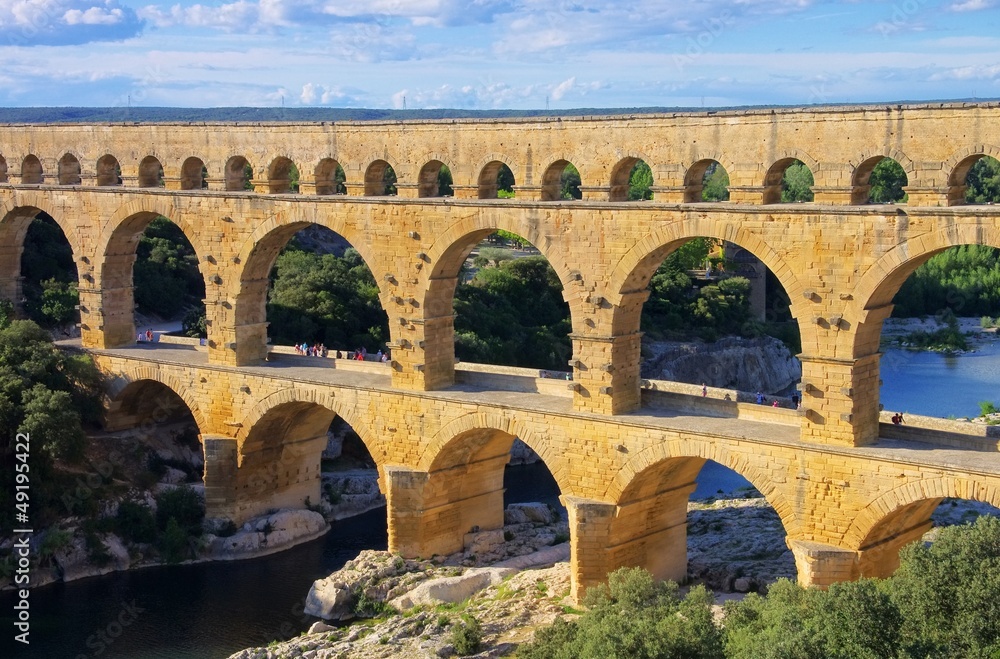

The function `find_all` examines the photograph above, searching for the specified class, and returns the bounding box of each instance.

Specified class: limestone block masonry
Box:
[3,103,1000,598]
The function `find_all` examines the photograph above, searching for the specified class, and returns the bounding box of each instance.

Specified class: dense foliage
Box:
[641,238,760,342]
[965,156,1000,204]
[893,245,1000,318]
[869,158,909,204]
[267,243,389,351]
[20,215,79,327]
[454,256,572,370]
[133,217,205,319]
[781,161,814,202]
[703,163,730,201]
[0,308,103,528]
[517,516,1000,659]
[519,568,724,659]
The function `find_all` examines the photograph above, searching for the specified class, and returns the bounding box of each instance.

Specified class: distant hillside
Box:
[0,106,685,124]
[0,100,992,124]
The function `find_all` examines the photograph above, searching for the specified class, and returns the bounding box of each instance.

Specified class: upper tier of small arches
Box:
[0,105,998,206]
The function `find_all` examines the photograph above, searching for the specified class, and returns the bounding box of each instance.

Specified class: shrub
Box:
[980,401,999,417]
[517,567,724,659]
[451,613,482,656]
[155,485,204,536]
[887,515,1000,658]
[116,500,158,544]
[159,517,189,564]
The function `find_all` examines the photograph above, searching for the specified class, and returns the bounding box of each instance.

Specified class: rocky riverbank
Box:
[228,492,998,659]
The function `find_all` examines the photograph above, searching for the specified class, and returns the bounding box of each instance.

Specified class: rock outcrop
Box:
[643,336,801,394]
[206,509,328,560]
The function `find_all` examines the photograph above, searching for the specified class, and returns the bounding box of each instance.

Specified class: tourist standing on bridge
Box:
[756,391,765,405]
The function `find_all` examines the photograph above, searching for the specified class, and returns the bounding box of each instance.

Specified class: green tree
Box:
[892,245,1000,317]
[267,244,388,350]
[561,163,582,200]
[20,215,79,327]
[384,164,398,195]
[133,217,205,319]
[965,156,1000,204]
[497,164,516,198]
[155,485,205,536]
[628,160,653,200]
[0,319,102,529]
[518,567,724,659]
[869,158,908,204]
[781,161,814,202]
[888,515,1000,658]
[703,163,730,201]
[724,578,901,659]
[438,164,454,196]
[454,255,571,370]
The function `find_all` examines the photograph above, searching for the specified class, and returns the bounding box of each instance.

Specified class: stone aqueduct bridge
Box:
[4,103,1000,597]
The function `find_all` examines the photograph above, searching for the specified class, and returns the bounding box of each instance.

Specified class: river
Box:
[7,341,997,659]
[879,336,1000,418]
[4,460,755,659]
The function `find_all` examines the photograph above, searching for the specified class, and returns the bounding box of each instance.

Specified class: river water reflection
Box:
[879,337,1000,418]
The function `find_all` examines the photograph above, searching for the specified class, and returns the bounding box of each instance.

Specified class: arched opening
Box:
[541,159,581,201]
[237,402,380,523]
[477,160,515,199]
[402,427,565,559]
[856,495,999,580]
[101,379,207,556]
[637,236,800,395]
[853,156,908,204]
[96,155,122,186]
[21,155,43,184]
[100,213,205,347]
[610,157,653,201]
[612,456,793,592]
[949,154,1000,205]
[225,156,253,191]
[266,156,298,194]
[454,231,572,371]
[763,158,814,204]
[0,155,8,183]
[364,160,397,196]
[321,416,385,519]
[417,160,453,198]
[314,158,346,195]
[180,157,207,190]
[138,156,164,188]
[57,154,81,186]
[868,238,1000,421]
[18,213,80,329]
[685,160,729,202]
[234,223,388,363]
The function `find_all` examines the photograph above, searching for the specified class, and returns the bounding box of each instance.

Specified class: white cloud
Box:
[949,0,996,11]
[0,0,142,44]
[550,77,575,101]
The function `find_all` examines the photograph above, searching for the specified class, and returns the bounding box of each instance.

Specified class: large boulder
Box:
[208,509,327,559]
[389,567,515,610]
[504,502,559,525]
[304,550,418,620]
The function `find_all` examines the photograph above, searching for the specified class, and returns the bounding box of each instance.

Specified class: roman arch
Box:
[4,102,1000,598]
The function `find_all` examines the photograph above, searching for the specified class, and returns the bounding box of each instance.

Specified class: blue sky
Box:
[1,0,999,108]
